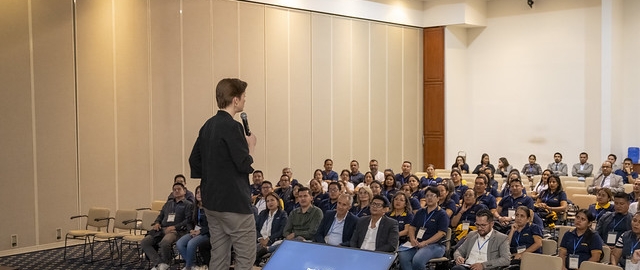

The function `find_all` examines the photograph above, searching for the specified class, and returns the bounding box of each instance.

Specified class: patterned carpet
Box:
[0,241,174,270]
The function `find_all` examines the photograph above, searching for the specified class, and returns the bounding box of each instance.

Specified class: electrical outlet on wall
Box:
[11,234,18,248]
[56,228,62,240]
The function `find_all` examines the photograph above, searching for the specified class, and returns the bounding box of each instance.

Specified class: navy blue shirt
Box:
[453,203,487,226]
[498,194,534,217]
[539,190,567,208]
[395,173,411,186]
[588,203,614,221]
[614,230,640,268]
[439,199,457,216]
[411,190,425,202]
[387,211,415,243]
[410,207,449,242]
[349,205,371,217]
[318,198,337,214]
[560,230,603,269]
[508,223,543,254]
[383,188,398,202]
[419,176,441,188]
[453,184,468,204]
[409,197,421,212]
[476,192,497,210]
[313,192,329,207]
[350,172,364,186]
[615,169,638,184]
[322,170,339,181]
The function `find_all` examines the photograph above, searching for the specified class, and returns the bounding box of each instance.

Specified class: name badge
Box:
[607,232,617,245]
[194,225,201,231]
[508,209,516,218]
[462,221,470,231]
[417,228,426,239]
[517,245,526,253]
[591,222,596,231]
[167,213,176,222]
[569,254,580,269]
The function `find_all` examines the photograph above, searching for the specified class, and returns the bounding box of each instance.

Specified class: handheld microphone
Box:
[240,112,251,136]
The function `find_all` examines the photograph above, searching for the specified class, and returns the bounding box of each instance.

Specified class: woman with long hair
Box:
[176,186,210,270]
[496,157,513,178]
[339,169,355,195]
[383,174,399,201]
[387,192,414,245]
[531,169,551,199]
[313,168,328,192]
[437,181,457,218]
[472,153,495,174]
[558,209,603,270]
[350,186,373,217]
[355,171,375,193]
[535,174,567,227]
[309,178,328,207]
[451,155,469,174]
[255,192,288,266]
[369,180,383,196]
[507,206,543,260]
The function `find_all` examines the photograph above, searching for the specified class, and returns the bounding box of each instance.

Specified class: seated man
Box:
[282,187,324,241]
[275,174,295,213]
[349,160,365,186]
[474,175,498,214]
[143,183,193,270]
[395,161,413,186]
[587,161,625,195]
[616,158,639,184]
[350,195,399,252]
[495,179,536,232]
[595,192,632,247]
[322,159,339,181]
[281,167,299,187]
[319,182,341,213]
[572,152,594,181]
[250,170,264,199]
[452,209,511,270]
[315,194,358,246]
[548,152,569,176]
[419,164,442,188]
[166,174,195,203]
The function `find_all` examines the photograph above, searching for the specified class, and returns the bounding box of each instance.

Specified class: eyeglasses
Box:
[370,202,384,208]
[475,223,491,228]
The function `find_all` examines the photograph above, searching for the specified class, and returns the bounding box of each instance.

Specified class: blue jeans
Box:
[397,244,445,270]
[176,233,210,268]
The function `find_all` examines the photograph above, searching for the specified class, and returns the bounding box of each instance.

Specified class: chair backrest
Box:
[579,261,622,270]
[86,207,111,229]
[565,187,588,199]
[556,225,574,246]
[114,209,138,231]
[563,176,580,182]
[571,194,596,210]
[624,184,634,193]
[140,210,160,231]
[601,245,611,264]
[151,200,166,211]
[585,177,595,187]
[444,228,451,250]
[541,239,557,255]
[520,252,562,270]
[563,181,586,188]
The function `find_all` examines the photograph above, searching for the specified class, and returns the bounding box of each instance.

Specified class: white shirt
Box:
[256,198,267,214]
[601,174,611,188]
[373,171,385,182]
[360,218,381,251]
[260,210,276,239]
[466,230,493,264]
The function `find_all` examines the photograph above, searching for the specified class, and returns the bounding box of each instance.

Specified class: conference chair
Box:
[121,210,160,265]
[555,225,574,247]
[520,252,562,270]
[427,228,452,269]
[541,239,557,255]
[601,245,611,264]
[93,209,138,265]
[579,261,622,270]
[63,207,111,262]
[563,181,586,188]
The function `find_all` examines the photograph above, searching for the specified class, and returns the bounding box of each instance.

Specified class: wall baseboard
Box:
[0,240,83,257]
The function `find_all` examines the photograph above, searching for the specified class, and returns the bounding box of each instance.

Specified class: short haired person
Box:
[282,187,323,241]
[319,182,341,213]
[611,212,640,268]
[473,175,498,216]
[143,183,194,270]
[548,152,569,176]
[350,195,399,252]
[420,164,442,188]
[572,152,594,181]
[495,178,535,231]
[587,161,625,195]
[396,161,413,186]
[596,192,632,247]
[281,167,299,187]
[398,186,449,270]
[188,78,257,270]
[616,158,639,184]
[452,209,511,270]
[521,154,543,176]
[322,159,339,181]
[251,170,264,198]
[349,160,365,186]
[598,154,621,175]
[630,179,640,203]
[315,194,358,246]
[167,174,196,203]
[370,159,385,182]
[275,174,295,213]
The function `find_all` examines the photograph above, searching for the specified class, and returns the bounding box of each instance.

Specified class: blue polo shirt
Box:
[599,212,632,246]
[453,184,468,203]
[409,197,421,211]
[349,205,370,217]
[411,190,425,202]
[509,223,543,254]
[410,207,449,242]
[313,192,329,207]
[614,230,640,268]
[439,199,457,216]
[387,211,415,243]
[453,203,488,226]
[322,170,339,181]
[588,203,614,221]
[383,188,398,202]
[615,169,638,184]
[560,230,603,269]
[539,190,567,208]
[498,194,534,216]
[499,186,527,198]
[419,176,441,188]
[318,198,337,213]
[476,192,497,210]
[395,173,411,186]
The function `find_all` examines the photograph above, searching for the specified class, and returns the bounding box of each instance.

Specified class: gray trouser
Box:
[206,209,256,270]
[140,232,178,266]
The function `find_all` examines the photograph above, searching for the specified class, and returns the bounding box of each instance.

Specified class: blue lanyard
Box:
[356,206,369,216]
[573,235,584,255]
[478,237,490,250]
[197,209,202,225]
[631,239,640,256]
[330,202,337,210]
[515,230,522,247]
[596,208,606,219]
[422,208,437,228]
[611,216,627,231]
[544,193,551,204]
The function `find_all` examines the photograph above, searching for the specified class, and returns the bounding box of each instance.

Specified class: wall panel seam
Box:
[112,0,119,210]
[147,0,154,202]
[28,0,40,245]
[180,0,186,174]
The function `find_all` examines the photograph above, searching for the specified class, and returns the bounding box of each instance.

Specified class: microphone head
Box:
[240,112,248,120]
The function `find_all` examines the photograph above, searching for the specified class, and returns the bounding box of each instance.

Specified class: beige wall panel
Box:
[238,3,266,175]
[369,23,388,168]
[150,0,183,199]
[386,26,403,172]
[402,28,421,169]
[289,10,313,182]
[331,17,352,169]
[0,0,37,251]
[212,0,239,81]
[114,0,151,209]
[264,8,290,181]
[76,0,117,211]
[183,0,214,188]
[31,0,78,244]
[350,20,370,164]
[310,14,333,169]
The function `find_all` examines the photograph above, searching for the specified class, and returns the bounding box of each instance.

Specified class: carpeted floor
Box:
[0,241,178,270]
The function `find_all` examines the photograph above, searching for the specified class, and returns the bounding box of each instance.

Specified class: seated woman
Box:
[382,174,399,201]
[534,174,567,228]
[176,186,210,270]
[521,154,543,176]
[472,153,495,175]
[496,157,513,178]
[437,181,458,218]
[339,169,355,195]
[451,155,470,174]
[558,209,603,270]
[369,180,383,197]
[611,212,640,268]
[531,169,551,200]
[507,206,543,264]
[448,169,466,203]
[355,171,375,193]
[400,183,422,213]
[407,175,426,208]
[387,192,415,245]
[312,169,329,192]
[498,170,527,202]
[310,178,328,207]
[255,192,288,266]
[450,189,488,242]
[350,186,372,217]
[588,188,614,222]
[398,186,449,270]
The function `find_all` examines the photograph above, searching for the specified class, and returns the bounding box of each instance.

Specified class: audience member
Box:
[596,192,632,247]
[420,164,442,188]
[370,180,383,197]
[383,174,399,201]
[451,189,488,241]
[616,158,639,184]
[407,175,426,208]
[572,152,594,181]
[250,170,264,198]
[507,206,542,261]
[282,187,323,241]
[387,192,415,245]
[313,168,329,192]
[597,154,621,175]
[176,186,209,270]
[254,192,288,266]
[558,209,603,270]
[611,212,640,268]
[496,157,513,178]
[350,195,399,252]
[275,174,295,213]
[474,175,498,215]
[531,169,551,200]
[167,174,195,204]
[370,159,385,182]
[396,161,413,186]
[534,174,567,227]
[349,160,365,186]
[437,181,457,218]
[452,209,511,270]
[496,178,534,230]
[548,152,569,176]
[588,188,615,221]
[319,182,341,213]
[472,153,496,175]
[314,194,358,246]
[310,178,328,207]
[588,161,624,195]
[521,154,543,176]
[355,171,375,192]
[450,169,468,202]
[281,167,299,187]
[630,179,640,203]
[350,186,372,217]
[339,169,355,195]
[452,155,470,174]
[322,159,339,181]
[400,183,422,213]
[482,168,500,197]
